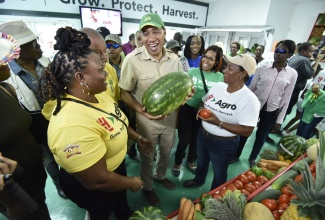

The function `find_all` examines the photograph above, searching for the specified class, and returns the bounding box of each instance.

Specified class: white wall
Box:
[265,0,296,45]
[206,0,271,26]
[287,1,325,44]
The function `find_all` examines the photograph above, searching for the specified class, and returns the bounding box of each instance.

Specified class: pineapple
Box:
[281,129,325,220]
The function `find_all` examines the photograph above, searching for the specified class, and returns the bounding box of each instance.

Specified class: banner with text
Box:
[0,0,208,27]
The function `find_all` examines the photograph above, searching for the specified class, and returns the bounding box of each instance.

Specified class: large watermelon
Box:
[142,71,193,116]
[128,206,167,220]
[276,135,307,161]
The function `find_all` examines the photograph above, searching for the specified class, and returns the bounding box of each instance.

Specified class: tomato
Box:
[237,174,249,184]
[240,188,250,197]
[278,194,290,204]
[252,181,262,189]
[277,203,289,211]
[272,210,281,220]
[290,194,298,200]
[281,186,292,197]
[199,109,211,119]
[257,175,268,185]
[294,174,303,183]
[219,189,228,198]
[246,171,257,182]
[261,199,278,211]
[309,164,316,173]
[244,183,257,193]
[212,193,222,200]
[233,180,244,190]
[225,183,237,192]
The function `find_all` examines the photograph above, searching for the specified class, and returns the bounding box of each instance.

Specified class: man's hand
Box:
[141,107,165,120]
[182,86,196,106]
[137,136,153,156]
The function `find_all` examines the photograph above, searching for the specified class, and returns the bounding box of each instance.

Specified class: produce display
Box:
[136,135,325,220]
[142,71,193,116]
[129,206,167,220]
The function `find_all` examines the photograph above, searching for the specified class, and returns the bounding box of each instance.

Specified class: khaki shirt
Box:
[119,46,182,104]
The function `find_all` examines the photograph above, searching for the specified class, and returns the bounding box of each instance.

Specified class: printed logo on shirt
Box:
[63,143,81,158]
[204,94,216,102]
[215,100,237,110]
[97,117,114,131]
[318,77,323,83]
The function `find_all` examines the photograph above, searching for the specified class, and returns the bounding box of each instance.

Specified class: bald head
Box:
[79,27,107,63]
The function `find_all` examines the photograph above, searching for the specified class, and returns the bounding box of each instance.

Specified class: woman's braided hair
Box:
[39,26,92,115]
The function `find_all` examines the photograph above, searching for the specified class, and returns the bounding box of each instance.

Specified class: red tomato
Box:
[281,186,293,197]
[246,171,257,182]
[244,183,257,193]
[272,210,281,220]
[261,199,278,211]
[212,193,222,200]
[252,181,262,189]
[219,189,228,198]
[290,194,298,200]
[199,109,211,119]
[240,188,250,197]
[237,174,249,184]
[257,175,268,185]
[309,164,316,173]
[277,203,289,211]
[295,174,303,183]
[233,180,244,190]
[278,194,290,204]
[225,183,237,192]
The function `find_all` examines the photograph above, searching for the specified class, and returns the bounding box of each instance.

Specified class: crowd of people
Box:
[0,11,324,220]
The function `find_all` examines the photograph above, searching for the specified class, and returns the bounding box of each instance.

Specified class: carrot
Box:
[187,202,195,220]
[177,197,187,220]
[260,159,290,167]
[179,199,193,220]
[194,203,202,212]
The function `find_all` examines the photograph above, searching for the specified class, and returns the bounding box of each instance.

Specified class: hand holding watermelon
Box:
[142,72,194,117]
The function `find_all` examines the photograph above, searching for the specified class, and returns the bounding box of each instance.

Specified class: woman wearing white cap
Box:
[183,54,260,191]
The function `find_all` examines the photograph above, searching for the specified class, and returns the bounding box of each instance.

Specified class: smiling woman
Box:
[39,26,151,220]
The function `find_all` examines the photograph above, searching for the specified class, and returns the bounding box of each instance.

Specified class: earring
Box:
[240,77,242,80]
[80,82,90,95]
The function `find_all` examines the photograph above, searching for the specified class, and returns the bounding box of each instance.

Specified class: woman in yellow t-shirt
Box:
[39,27,152,220]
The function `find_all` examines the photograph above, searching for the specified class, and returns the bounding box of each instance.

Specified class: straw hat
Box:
[0,20,41,46]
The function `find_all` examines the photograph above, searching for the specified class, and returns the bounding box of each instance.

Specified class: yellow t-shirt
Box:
[98,63,120,103]
[47,94,128,173]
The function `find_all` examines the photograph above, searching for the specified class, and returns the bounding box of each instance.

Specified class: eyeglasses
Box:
[106,43,120,49]
[202,55,216,62]
[274,49,289,54]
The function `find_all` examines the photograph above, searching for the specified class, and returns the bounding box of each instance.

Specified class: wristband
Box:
[137,135,142,142]
[218,121,223,128]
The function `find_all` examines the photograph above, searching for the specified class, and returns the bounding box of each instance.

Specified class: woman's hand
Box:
[129,176,143,192]
[182,86,196,105]
[271,123,281,134]
[137,136,153,156]
[197,108,221,126]
[0,153,18,191]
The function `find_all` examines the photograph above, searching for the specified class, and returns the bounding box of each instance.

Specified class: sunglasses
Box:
[274,49,289,54]
[106,43,120,49]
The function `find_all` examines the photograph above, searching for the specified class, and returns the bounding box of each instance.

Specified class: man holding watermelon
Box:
[119,13,184,206]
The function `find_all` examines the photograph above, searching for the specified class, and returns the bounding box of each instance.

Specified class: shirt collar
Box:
[268,62,289,72]
[8,60,42,75]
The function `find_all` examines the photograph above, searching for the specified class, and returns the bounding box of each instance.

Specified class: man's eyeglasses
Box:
[202,55,216,62]
[106,43,120,49]
[274,49,289,54]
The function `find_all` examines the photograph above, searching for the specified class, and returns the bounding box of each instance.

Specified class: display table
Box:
[167,154,306,219]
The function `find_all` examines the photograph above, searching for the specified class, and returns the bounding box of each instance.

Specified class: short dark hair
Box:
[231,42,240,50]
[276,39,296,56]
[129,33,135,41]
[297,42,313,53]
[96,27,110,39]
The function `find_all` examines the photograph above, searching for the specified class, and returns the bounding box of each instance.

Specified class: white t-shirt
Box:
[202,82,260,137]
